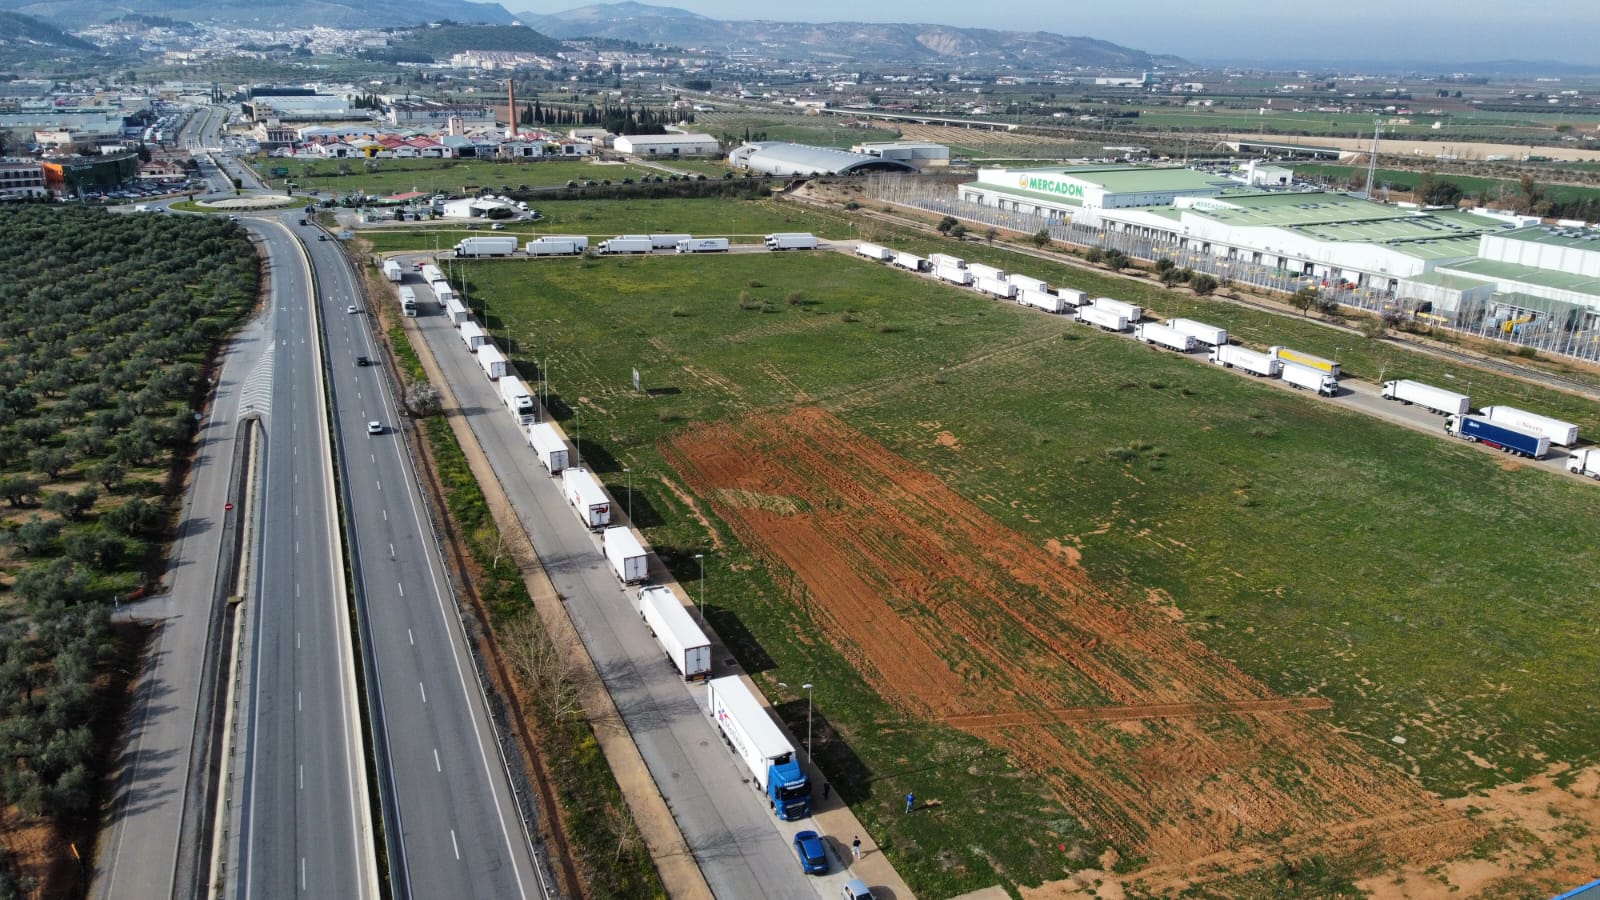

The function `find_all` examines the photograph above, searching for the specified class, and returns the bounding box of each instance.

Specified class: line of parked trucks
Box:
[851,242,1593,472]
[452,233,818,258]
[422,264,815,820]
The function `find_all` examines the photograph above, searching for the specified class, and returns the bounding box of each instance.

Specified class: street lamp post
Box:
[624,466,632,522]
[695,553,706,624]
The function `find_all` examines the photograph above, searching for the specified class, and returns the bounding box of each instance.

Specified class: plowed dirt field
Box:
[664,407,1482,871]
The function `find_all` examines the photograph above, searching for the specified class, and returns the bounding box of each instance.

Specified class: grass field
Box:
[1293,163,1600,204]
[247,156,659,198]
[356,197,858,253]
[449,250,1600,896]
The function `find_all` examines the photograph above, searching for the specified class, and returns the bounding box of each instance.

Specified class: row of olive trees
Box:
[0,207,257,831]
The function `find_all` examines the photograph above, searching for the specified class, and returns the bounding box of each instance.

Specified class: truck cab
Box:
[768,756,812,820]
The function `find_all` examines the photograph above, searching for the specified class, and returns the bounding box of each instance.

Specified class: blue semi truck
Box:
[707,676,812,820]
[1444,414,1550,459]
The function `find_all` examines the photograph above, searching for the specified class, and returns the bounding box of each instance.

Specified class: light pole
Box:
[624,466,632,521]
[778,681,815,760]
[695,553,706,624]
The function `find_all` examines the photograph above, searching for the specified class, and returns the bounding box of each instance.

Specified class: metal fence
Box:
[867,175,1600,364]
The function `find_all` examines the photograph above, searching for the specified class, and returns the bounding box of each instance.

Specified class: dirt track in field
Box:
[664,407,1481,871]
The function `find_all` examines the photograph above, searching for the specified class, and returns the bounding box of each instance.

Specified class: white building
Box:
[850,141,950,169]
[613,133,720,156]
[959,165,1235,226]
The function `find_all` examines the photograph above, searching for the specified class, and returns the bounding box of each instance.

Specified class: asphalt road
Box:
[305,224,550,899]
[407,275,831,900]
[235,220,373,900]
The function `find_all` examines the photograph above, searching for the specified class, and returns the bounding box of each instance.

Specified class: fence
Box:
[867,175,1600,364]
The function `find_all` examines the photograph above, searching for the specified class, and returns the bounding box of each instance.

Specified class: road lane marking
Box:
[298,764,303,790]
[419,682,427,704]
[297,692,302,712]
[408,629,414,646]
[450,830,460,861]
[434,749,441,772]
[396,584,404,597]
[296,632,300,650]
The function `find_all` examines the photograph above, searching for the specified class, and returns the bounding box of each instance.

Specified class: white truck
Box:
[1057,288,1090,308]
[1008,274,1049,294]
[499,375,537,425]
[420,264,445,285]
[892,251,929,272]
[636,586,712,681]
[1077,305,1129,332]
[855,242,893,262]
[445,297,470,326]
[398,286,418,317]
[598,235,653,254]
[935,262,974,285]
[455,235,519,257]
[1135,322,1198,352]
[764,232,818,251]
[1477,405,1579,447]
[476,344,509,380]
[676,237,730,253]
[1280,361,1339,396]
[1209,344,1281,377]
[432,281,456,305]
[1166,318,1228,347]
[967,263,1006,282]
[527,422,570,474]
[1566,448,1600,480]
[1269,346,1341,377]
[927,253,965,270]
[650,233,693,249]
[563,468,612,530]
[382,259,403,282]
[526,236,587,255]
[1381,380,1470,416]
[1092,297,1142,322]
[1019,288,1066,313]
[602,526,649,583]
[977,276,1016,299]
[705,676,812,820]
[458,321,488,353]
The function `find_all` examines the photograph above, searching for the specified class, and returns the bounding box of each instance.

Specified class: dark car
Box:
[355,356,370,367]
[792,830,827,875]
[318,234,328,241]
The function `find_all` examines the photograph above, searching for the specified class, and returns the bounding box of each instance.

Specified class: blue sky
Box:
[510,0,1595,65]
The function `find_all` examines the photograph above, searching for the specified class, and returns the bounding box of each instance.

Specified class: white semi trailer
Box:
[603,526,649,583]
[636,586,712,680]
[1381,380,1470,416]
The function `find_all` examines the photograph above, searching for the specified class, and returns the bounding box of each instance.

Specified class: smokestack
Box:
[506,79,516,139]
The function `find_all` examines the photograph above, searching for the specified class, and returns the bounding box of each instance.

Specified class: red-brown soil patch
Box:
[664,407,1481,874]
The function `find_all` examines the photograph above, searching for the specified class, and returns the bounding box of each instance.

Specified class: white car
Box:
[346,305,358,314]
[366,421,383,435]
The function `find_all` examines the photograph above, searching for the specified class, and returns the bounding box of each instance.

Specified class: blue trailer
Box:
[1444,414,1550,459]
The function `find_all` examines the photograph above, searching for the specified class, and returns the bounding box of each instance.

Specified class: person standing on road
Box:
[905,792,914,813]
[852,836,862,860]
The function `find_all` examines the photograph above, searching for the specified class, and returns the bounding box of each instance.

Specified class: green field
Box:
[451,250,1600,895]
[249,156,659,198]
[356,197,858,253]
[1294,163,1600,205]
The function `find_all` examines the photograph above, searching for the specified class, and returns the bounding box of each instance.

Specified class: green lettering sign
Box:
[1017,175,1085,199]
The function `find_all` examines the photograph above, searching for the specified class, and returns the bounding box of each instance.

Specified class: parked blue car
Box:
[793,830,828,875]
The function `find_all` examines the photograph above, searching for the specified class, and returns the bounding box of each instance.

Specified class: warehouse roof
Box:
[1495,224,1600,249]
[1403,271,1494,291]
[617,133,719,146]
[1005,165,1229,194]
[1439,258,1600,298]
[1188,191,1418,227]
[734,141,914,175]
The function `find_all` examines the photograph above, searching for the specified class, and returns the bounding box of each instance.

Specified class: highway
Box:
[234,221,374,900]
[407,275,826,900]
[301,223,551,899]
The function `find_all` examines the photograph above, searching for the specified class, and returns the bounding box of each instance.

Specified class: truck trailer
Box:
[1477,405,1579,447]
[927,253,965,270]
[1280,362,1339,396]
[458,321,488,353]
[455,236,519,257]
[1076,304,1129,332]
[1166,318,1228,347]
[499,375,537,426]
[977,276,1017,299]
[398,286,418,317]
[892,251,929,272]
[475,345,509,380]
[1135,322,1198,352]
[420,264,445,285]
[935,262,974,286]
[650,233,693,249]
[1008,274,1049,294]
[676,237,730,253]
[1018,288,1067,313]
[967,263,1006,282]
[636,586,712,681]
[1092,297,1142,322]
[526,236,587,256]
[855,242,893,261]
[382,259,403,282]
[1057,288,1090,308]
[597,236,653,254]
[706,676,812,820]
[563,468,612,530]
[1209,344,1281,377]
[1269,346,1341,377]
[444,297,470,326]
[1445,414,1549,459]
[527,422,569,474]
[1381,380,1470,416]
[1567,448,1600,480]
[764,233,818,251]
[602,526,649,583]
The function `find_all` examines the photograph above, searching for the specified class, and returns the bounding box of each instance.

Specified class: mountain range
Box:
[515,1,1169,70]
[0,0,513,29]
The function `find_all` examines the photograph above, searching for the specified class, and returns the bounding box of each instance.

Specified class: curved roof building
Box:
[729,141,915,176]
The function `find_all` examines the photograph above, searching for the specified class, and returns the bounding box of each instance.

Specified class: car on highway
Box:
[367,421,383,435]
[356,356,370,367]
[346,305,358,314]
[841,879,876,900]
[319,235,329,241]
[793,830,827,875]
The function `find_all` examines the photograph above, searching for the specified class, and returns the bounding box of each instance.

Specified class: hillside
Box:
[394,23,562,58]
[517,1,1168,70]
[0,0,515,28]
[0,8,95,50]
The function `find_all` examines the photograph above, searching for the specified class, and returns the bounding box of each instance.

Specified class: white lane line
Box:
[300,858,306,891]
[296,632,300,650]
[408,629,414,646]
[418,682,427,704]
[433,749,441,772]
[396,583,404,598]
[389,543,395,558]
[298,764,303,790]
[382,509,387,522]
[450,830,460,861]
[297,692,302,713]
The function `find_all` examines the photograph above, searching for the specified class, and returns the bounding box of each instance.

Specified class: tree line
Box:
[517,99,690,135]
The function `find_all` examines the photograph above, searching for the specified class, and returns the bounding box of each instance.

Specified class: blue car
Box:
[792,830,828,875]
